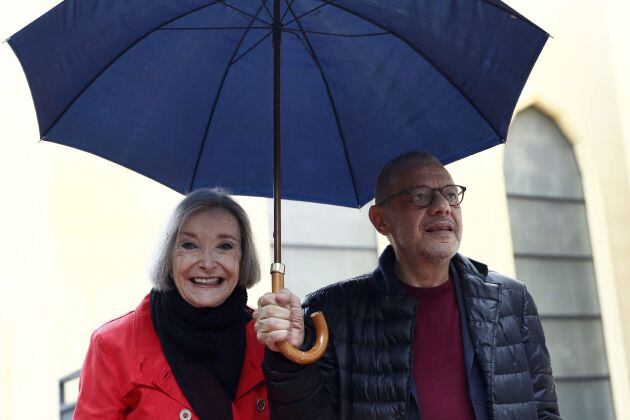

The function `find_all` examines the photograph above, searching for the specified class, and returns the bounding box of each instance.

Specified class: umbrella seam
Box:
[188,1,269,191]
[316,0,504,141]
[282,28,388,38]
[258,0,274,22]
[284,0,361,207]
[157,26,269,31]
[37,1,224,138]
[282,30,311,55]
[221,0,272,26]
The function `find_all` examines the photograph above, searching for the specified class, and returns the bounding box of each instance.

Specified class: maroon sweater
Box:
[404,279,476,420]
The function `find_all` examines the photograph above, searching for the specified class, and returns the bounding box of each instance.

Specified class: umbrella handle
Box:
[271,270,329,365]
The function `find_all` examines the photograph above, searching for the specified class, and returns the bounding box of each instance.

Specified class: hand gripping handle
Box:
[271,267,329,365]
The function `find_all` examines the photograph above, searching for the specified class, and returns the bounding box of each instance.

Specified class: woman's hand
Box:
[253,288,304,352]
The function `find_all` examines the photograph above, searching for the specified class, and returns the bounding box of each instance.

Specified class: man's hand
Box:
[253,288,305,352]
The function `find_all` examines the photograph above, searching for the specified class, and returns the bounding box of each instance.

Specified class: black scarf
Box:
[150,286,250,420]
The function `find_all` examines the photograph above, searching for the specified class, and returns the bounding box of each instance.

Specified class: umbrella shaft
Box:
[273,0,282,264]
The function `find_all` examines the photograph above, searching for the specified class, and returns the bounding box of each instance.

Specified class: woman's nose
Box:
[198,250,218,269]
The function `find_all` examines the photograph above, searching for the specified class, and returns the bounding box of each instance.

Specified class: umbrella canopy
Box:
[9,0,547,364]
[9,0,547,208]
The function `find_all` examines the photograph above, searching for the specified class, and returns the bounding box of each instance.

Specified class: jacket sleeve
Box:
[263,296,340,420]
[522,285,562,419]
[73,331,127,419]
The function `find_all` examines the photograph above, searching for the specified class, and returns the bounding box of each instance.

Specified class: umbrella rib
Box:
[282,2,331,26]
[280,0,298,23]
[284,0,361,207]
[314,1,503,140]
[188,3,268,191]
[231,32,272,66]
[158,26,270,31]
[220,1,271,26]
[283,28,389,38]
[38,1,225,137]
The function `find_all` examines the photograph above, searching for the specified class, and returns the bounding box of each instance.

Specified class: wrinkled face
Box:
[171,208,241,308]
[373,162,463,264]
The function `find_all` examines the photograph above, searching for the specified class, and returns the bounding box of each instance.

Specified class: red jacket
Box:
[74,295,269,420]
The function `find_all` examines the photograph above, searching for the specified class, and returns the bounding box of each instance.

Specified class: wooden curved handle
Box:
[277,311,328,365]
[272,270,329,365]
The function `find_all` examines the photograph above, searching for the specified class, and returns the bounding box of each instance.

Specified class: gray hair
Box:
[375,151,443,204]
[151,188,261,291]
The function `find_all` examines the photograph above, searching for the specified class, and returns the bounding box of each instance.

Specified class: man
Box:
[253,151,560,419]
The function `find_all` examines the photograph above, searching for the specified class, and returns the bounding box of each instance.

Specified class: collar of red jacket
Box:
[129,295,265,406]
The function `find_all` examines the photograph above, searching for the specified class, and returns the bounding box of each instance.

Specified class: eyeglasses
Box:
[377,184,467,208]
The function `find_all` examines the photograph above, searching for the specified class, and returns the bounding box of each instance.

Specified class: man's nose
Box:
[429,190,452,214]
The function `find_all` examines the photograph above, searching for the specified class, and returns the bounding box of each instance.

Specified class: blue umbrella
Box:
[8,0,547,363]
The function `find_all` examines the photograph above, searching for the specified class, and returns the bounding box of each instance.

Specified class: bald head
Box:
[375,151,444,204]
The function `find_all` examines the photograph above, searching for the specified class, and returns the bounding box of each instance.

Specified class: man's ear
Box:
[369,205,389,235]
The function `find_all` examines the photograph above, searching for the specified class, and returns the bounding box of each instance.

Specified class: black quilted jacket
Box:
[264,247,561,419]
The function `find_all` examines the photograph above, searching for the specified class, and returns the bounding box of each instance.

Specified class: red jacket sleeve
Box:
[73,331,127,419]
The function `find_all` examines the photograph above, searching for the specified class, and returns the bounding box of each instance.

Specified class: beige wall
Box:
[514,1,630,416]
[2,1,630,419]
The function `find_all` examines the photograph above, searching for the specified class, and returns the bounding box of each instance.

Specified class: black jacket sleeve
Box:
[522,285,562,419]
[263,295,340,420]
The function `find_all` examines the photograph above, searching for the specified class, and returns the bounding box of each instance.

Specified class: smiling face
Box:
[171,207,241,308]
[371,161,463,265]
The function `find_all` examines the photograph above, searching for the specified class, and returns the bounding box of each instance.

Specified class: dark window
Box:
[504,108,615,420]
[59,369,80,420]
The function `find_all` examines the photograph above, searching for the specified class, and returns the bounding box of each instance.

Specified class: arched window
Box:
[268,200,377,300]
[504,108,614,419]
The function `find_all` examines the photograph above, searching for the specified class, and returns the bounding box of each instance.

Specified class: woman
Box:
[74,189,269,420]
